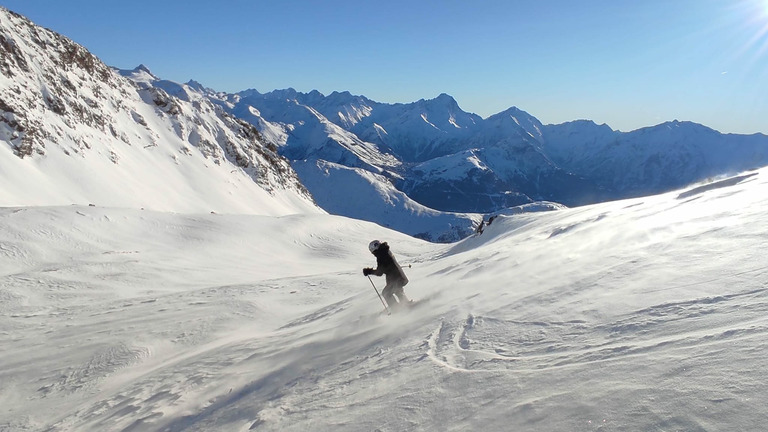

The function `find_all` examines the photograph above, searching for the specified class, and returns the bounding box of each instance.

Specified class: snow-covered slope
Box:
[0,8,316,215]
[2,167,766,431]
[292,159,479,242]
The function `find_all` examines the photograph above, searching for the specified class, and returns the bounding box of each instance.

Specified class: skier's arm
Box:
[362,266,384,277]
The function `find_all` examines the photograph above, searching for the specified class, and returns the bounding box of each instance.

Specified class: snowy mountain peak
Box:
[434,92,459,105]
[265,87,301,101]
[134,63,153,75]
[329,90,353,98]
[306,89,324,99]
[0,7,317,214]
[563,118,611,128]
[185,79,209,93]
[325,90,372,110]
[631,120,720,139]
[660,119,712,131]
[494,106,528,117]
[484,106,545,143]
[415,93,463,114]
[236,88,262,99]
[118,64,159,84]
[487,106,538,123]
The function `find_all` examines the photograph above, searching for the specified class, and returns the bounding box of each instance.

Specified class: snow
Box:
[420,113,440,130]
[0,124,314,215]
[292,159,479,242]
[2,167,767,431]
[412,149,489,181]
[0,9,316,217]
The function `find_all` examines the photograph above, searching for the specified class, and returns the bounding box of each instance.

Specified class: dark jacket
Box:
[372,243,409,287]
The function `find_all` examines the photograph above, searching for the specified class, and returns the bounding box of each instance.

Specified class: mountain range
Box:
[215,87,768,214]
[2,6,768,242]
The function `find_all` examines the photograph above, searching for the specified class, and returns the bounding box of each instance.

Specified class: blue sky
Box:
[3,0,767,134]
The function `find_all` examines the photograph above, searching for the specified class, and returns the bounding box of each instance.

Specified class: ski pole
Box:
[368,275,391,315]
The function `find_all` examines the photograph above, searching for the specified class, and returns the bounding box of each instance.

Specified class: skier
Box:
[363,240,410,310]
[475,220,485,235]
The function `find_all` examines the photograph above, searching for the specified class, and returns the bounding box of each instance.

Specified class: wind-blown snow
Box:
[2,168,767,431]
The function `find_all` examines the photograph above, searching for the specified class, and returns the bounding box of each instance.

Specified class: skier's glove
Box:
[363,268,374,276]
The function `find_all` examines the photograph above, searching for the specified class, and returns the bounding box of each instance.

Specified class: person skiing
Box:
[363,240,410,310]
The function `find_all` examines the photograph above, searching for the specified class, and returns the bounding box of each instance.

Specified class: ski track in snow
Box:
[427,288,768,373]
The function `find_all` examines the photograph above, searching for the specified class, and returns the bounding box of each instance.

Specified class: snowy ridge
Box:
[542,120,768,196]
[328,92,483,162]
[484,106,546,145]
[235,88,768,214]
[1,168,767,430]
[292,159,479,242]
[0,8,316,215]
[224,90,400,171]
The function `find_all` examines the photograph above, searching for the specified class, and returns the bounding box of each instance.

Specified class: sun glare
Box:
[727,0,768,59]
[752,0,768,21]
[754,1,768,49]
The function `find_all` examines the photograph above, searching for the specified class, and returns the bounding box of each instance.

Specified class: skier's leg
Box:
[395,284,409,303]
[381,284,397,308]
[392,281,409,305]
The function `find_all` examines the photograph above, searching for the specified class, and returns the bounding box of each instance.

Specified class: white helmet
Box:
[368,240,382,253]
